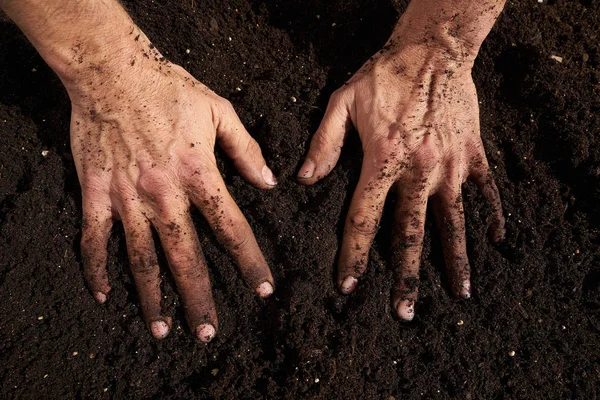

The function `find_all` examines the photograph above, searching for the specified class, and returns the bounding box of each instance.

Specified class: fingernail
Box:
[397,300,415,321]
[262,165,278,186]
[340,276,358,294]
[460,280,471,299]
[196,323,216,343]
[151,320,170,339]
[93,292,107,304]
[298,159,315,179]
[256,281,274,298]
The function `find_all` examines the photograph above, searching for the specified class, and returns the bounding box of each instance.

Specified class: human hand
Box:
[2,0,278,342]
[298,35,505,320]
[69,31,277,341]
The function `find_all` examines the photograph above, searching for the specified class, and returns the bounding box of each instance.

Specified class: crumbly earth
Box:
[0,0,599,398]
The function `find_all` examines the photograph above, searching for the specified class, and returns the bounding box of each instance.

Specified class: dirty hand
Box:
[75,47,277,342]
[1,0,276,341]
[298,0,506,320]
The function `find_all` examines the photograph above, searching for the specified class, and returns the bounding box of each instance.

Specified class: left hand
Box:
[298,41,505,320]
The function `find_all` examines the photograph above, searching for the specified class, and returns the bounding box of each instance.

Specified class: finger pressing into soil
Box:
[298,89,352,184]
[469,153,506,243]
[121,203,171,339]
[390,181,429,321]
[151,204,218,342]
[431,186,471,299]
[80,197,113,303]
[214,99,277,189]
[337,166,392,294]
[186,168,275,298]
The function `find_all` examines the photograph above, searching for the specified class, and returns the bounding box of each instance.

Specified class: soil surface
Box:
[1,0,599,399]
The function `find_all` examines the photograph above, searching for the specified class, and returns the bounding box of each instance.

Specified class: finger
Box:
[298,89,352,184]
[213,98,277,189]
[138,159,217,342]
[469,150,506,243]
[151,203,217,342]
[432,186,471,300]
[121,203,171,339]
[391,180,429,321]
[185,167,274,298]
[80,195,113,304]
[337,161,393,294]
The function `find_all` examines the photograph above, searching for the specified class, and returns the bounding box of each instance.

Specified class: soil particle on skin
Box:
[1,0,600,399]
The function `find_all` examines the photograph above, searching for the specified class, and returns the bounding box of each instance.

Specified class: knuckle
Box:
[128,245,158,277]
[347,210,380,235]
[131,258,157,277]
[214,217,253,251]
[312,129,333,151]
[131,260,155,276]
[212,98,235,120]
[329,88,346,104]
[170,262,203,281]
[138,168,173,197]
[178,155,212,184]
[244,137,262,158]
[394,227,425,254]
[412,144,441,173]
[229,135,260,162]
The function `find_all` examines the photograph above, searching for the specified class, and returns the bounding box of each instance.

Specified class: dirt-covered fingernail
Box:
[298,159,315,179]
[196,323,216,343]
[262,165,277,186]
[151,320,170,339]
[256,281,274,298]
[340,276,358,294]
[460,280,471,299]
[93,292,107,304]
[397,299,415,321]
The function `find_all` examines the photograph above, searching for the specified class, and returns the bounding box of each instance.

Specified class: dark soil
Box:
[1,0,599,398]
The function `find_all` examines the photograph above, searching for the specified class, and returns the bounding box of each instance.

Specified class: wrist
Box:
[1,0,142,92]
[371,37,474,83]
[382,0,505,70]
[387,18,478,71]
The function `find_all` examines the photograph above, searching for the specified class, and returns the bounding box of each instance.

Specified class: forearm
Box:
[0,0,141,88]
[390,0,506,66]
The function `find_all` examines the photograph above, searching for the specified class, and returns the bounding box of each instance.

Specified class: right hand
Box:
[298,39,505,321]
[71,29,276,342]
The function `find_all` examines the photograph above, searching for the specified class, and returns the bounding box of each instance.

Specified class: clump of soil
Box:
[1,0,599,398]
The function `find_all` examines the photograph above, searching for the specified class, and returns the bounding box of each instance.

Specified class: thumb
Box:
[214,99,277,190]
[298,89,352,185]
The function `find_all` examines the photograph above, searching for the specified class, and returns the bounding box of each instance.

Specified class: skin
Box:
[1,0,506,339]
[299,0,507,321]
[0,0,276,341]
